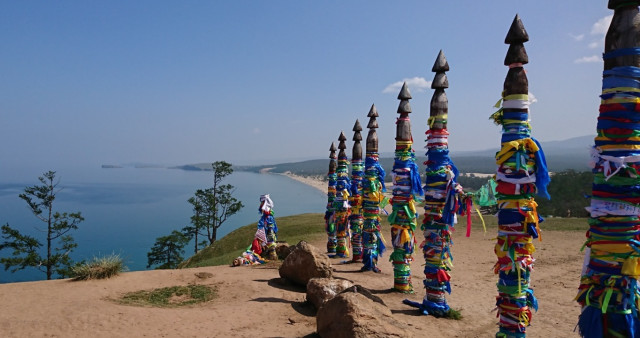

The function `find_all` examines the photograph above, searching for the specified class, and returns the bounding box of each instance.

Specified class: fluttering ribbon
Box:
[333,154,352,258]
[257,195,278,259]
[362,152,386,272]
[576,27,640,338]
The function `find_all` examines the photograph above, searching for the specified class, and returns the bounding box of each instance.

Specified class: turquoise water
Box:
[0,166,326,283]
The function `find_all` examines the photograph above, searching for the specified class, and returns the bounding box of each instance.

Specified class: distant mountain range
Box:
[169,135,595,176]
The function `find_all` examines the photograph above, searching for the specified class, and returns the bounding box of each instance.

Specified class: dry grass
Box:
[72,254,125,280]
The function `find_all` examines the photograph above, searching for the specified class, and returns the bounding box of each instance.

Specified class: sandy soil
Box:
[280,172,327,194]
[0,223,585,338]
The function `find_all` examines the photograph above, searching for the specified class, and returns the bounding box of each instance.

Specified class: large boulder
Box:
[306,278,354,309]
[275,242,293,260]
[316,288,412,338]
[279,241,332,286]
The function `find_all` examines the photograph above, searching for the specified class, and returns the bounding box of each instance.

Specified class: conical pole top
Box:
[397,83,412,114]
[330,142,336,152]
[505,14,529,44]
[432,50,450,89]
[608,0,640,9]
[397,82,412,100]
[432,50,450,72]
[353,119,363,132]
[353,120,363,142]
[367,104,379,118]
[338,131,347,150]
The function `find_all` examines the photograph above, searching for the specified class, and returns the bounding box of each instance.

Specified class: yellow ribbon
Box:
[495,138,539,165]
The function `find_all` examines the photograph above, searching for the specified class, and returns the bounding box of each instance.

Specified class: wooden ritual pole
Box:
[404,50,463,315]
[389,82,423,293]
[350,120,365,262]
[576,2,640,337]
[324,142,338,254]
[334,131,352,258]
[362,104,386,272]
[492,15,550,337]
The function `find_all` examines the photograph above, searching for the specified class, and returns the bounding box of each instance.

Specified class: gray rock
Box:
[306,278,354,309]
[278,241,332,286]
[275,242,292,260]
[316,292,413,338]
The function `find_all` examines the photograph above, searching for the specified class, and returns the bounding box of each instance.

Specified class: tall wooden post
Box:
[576,2,640,337]
[325,142,338,254]
[362,104,386,272]
[492,15,549,337]
[404,50,463,315]
[350,120,365,262]
[390,82,423,293]
[334,131,352,258]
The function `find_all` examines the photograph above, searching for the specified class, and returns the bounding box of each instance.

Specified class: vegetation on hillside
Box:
[180,213,327,268]
[180,212,588,269]
[537,170,592,218]
[0,171,84,280]
[149,161,244,269]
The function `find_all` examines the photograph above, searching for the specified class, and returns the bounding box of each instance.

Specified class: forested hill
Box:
[173,135,594,176]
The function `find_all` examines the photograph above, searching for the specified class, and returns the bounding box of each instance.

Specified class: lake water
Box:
[0,166,326,283]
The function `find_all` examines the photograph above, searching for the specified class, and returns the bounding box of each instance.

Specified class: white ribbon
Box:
[587,198,640,217]
[495,171,536,184]
[590,146,640,181]
[502,99,531,110]
[260,194,274,212]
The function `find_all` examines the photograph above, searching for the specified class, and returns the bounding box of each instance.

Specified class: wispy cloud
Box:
[569,33,585,41]
[574,55,600,64]
[588,41,599,49]
[591,15,613,35]
[528,92,538,104]
[382,77,431,94]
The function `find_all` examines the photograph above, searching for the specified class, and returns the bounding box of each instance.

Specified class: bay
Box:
[0,166,326,283]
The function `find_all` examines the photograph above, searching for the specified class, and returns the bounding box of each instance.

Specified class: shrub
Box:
[72,254,125,280]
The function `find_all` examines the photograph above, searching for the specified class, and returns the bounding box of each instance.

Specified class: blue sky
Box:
[0,1,610,169]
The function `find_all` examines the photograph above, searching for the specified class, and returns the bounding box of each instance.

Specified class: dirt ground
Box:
[0,227,584,338]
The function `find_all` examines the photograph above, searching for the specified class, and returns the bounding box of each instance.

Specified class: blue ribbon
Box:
[603,48,640,59]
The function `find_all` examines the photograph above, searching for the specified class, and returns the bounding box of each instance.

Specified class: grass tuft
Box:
[118,285,216,307]
[72,253,125,280]
[444,308,463,320]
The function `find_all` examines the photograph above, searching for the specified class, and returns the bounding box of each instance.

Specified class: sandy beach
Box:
[280,171,327,194]
[0,218,585,337]
[280,172,395,214]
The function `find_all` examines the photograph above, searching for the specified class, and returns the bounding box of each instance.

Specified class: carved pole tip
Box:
[338,131,347,142]
[368,104,379,118]
[505,14,529,44]
[398,82,412,100]
[432,50,450,73]
[353,119,363,132]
